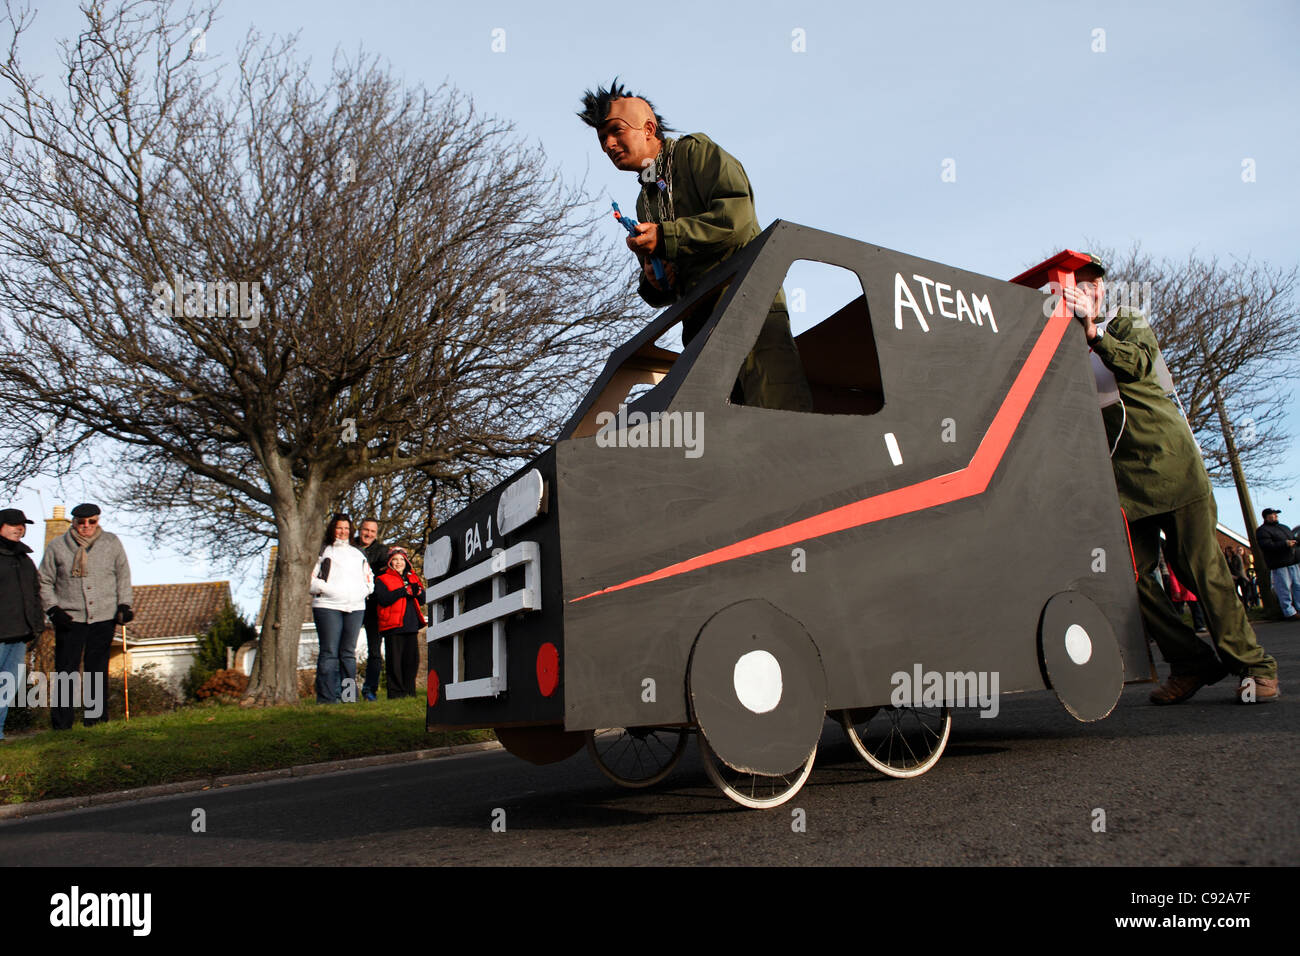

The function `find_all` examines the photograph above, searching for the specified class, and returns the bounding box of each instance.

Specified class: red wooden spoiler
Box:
[1010,249,1096,291]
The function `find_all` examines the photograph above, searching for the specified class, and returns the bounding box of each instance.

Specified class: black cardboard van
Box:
[422,222,1151,808]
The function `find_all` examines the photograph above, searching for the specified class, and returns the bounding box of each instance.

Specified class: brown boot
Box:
[1149,674,1211,705]
[1236,676,1279,704]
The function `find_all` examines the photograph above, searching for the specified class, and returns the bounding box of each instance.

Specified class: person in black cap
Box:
[1064,262,1279,704]
[1256,508,1300,620]
[37,503,134,728]
[0,508,42,740]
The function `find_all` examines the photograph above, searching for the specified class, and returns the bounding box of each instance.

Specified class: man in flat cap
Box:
[1064,262,1278,703]
[1256,508,1300,620]
[579,79,813,412]
[0,508,41,739]
[37,503,134,728]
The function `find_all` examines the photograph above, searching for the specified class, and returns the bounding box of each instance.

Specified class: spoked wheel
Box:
[699,734,816,809]
[838,705,952,778]
[586,727,688,789]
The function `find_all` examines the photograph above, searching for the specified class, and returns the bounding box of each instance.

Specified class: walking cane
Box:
[121,622,130,721]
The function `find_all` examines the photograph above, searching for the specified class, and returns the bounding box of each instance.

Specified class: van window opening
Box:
[732,260,884,415]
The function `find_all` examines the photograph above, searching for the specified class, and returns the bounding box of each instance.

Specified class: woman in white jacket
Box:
[309,514,374,703]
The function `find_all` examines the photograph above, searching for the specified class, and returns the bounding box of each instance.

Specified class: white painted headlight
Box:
[496,468,546,537]
[424,536,452,579]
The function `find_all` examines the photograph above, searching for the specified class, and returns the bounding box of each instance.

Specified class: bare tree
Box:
[315,468,464,579]
[0,0,640,703]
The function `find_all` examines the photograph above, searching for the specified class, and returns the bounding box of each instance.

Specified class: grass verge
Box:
[0,696,493,805]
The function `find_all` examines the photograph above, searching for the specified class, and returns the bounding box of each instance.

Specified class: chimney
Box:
[46,504,70,547]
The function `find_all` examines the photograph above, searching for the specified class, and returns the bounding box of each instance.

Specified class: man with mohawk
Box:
[579,80,812,411]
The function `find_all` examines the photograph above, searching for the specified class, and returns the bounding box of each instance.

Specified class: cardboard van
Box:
[423,222,1151,808]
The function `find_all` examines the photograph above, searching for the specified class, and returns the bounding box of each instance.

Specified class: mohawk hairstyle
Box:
[577,77,673,140]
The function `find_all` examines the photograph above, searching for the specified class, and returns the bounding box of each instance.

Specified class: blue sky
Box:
[8,0,1298,615]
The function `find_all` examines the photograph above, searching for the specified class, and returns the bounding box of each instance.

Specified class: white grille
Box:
[426,541,541,700]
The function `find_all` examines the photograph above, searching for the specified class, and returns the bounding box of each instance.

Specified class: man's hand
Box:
[642,257,677,291]
[1062,285,1099,341]
[48,606,72,627]
[625,221,662,257]
[115,604,134,625]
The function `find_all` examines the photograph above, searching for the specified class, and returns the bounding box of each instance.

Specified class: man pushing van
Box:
[1064,261,1278,704]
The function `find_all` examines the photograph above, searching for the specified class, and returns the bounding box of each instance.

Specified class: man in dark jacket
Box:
[1064,262,1278,704]
[355,519,389,701]
[579,80,813,412]
[1256,508,1300,620]
[1,508,43,739]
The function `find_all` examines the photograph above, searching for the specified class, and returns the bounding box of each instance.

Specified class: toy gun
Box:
[612,202,667,283]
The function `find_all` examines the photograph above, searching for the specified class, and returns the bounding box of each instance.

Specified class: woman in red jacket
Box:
[373,547,426,698]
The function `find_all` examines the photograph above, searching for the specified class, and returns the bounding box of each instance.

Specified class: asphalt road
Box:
[4,622,1296,867]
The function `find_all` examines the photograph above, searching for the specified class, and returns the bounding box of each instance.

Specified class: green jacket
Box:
[634,133,783,317]
[1091,308,1211,520]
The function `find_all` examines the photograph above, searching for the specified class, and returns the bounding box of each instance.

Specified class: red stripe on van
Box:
[571,309,1074,603]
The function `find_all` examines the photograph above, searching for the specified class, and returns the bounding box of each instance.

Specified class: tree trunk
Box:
[245,505,324,704]
[1228,457,1279,618]
[1200,330,1281,618]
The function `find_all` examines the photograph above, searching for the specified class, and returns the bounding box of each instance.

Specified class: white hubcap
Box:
[733,649,783,713]
[1065,624,1093,665]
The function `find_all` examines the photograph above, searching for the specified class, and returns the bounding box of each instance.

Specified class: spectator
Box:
[309,513,373,703]
[0,508,42,740]
[1225,545,1250,607]
[373,547,425,699]
[1238,547,1261,606]
[1255,508,1300,621]
[37,503,133,728]
[355,518,388,702]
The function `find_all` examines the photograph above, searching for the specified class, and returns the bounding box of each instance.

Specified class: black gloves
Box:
[44,606,134,626]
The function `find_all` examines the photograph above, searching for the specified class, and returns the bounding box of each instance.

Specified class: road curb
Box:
[214,767,294,787]
[0,739,504,821]
[89,778,211,806]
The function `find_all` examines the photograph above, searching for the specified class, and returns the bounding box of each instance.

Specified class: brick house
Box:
[109,581,233,693]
